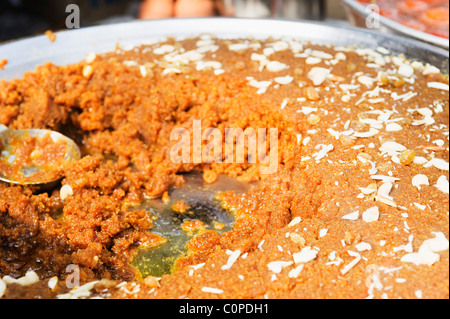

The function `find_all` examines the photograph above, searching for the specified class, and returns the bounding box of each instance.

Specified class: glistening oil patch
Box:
[131,172,250,278]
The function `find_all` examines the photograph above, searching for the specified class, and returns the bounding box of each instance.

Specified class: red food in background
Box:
[379,8,399,19]
[401,19,427,31]
[421,6,450,27]
[421,0,446,3]
[397,1,428,15]
[357,0,449,39]
[428,29,450,37]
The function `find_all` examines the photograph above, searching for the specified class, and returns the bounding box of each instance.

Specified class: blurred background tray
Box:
[0,17,448,82]
[341,0,449,49]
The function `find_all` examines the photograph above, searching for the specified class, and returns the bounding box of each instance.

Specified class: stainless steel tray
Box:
[0,17,448,81]
[341,0,449,49]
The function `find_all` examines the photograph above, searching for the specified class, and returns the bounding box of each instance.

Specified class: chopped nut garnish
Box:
[357,152,373,162]
[60,184,73,201]
[290,233,306,246]
[307,114,321,125]
[303,86,320,101]
[393,77,406,88]
[293,67,304,77]
[346,62,357,72]
[399,149,416,166]
[378,73,390,86]
[82,65,94,78]
[344,231,361,245]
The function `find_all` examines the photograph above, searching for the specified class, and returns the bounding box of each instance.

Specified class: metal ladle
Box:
[0,124,81,186]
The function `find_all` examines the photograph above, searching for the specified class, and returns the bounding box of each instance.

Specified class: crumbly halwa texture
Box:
[0,36,448,299]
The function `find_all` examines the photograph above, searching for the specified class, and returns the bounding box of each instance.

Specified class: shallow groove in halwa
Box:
[131,172,250,278]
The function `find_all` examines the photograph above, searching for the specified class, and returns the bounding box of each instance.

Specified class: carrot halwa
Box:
[0,35,448,299]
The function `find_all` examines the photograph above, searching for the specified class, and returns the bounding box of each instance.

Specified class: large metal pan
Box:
[341,0,449,49]
[0,17,448,82]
